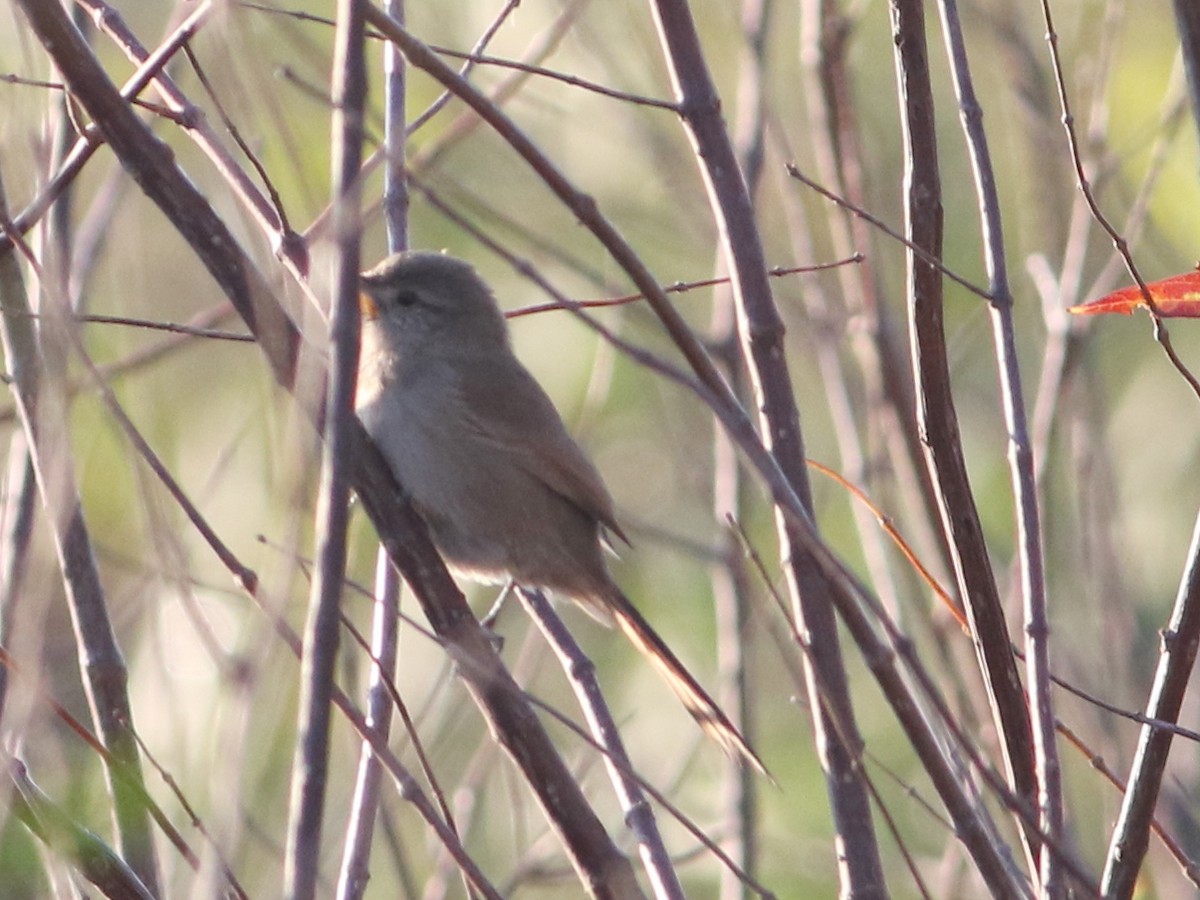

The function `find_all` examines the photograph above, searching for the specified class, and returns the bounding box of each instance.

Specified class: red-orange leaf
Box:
[1069,270,1200,318]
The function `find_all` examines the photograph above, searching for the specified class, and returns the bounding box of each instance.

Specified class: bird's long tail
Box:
[607,589,769,777]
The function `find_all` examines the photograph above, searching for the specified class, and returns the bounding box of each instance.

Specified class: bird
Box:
[356,251,765,774]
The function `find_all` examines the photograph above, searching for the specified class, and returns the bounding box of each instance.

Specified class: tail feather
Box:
[607,590,770,778]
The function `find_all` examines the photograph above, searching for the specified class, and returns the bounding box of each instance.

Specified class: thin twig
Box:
[1,1,214,257]
[729,519,935,899]
[519,587,678,900]
[1036,2,1200,895]
[180,42,294,239]
[0,648,246,898]
[711,1,773,892]
[0,156,162,895]
[282,0,366,895]
[511,258,861,318]
[785,164,991,301]
[935,0,1062,892]
[303,0,531,245]
[888,0,1040,873]
[74,0,310,277]
[338,0,407,892]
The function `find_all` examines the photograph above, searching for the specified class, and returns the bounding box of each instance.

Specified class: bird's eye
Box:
[392,288,420,308]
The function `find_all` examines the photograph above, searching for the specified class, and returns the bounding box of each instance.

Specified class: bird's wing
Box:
[456,357,628,542]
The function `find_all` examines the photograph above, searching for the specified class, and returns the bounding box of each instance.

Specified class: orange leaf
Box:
[1069,270,1200,318]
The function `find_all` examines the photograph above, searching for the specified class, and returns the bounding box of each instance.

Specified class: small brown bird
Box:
[356,251,764,773]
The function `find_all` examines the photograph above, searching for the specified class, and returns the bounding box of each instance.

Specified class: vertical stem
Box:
[283,0,366,896]
[799,0,957,603]
[715,3,772,894]
[383,0,409,253]
[1101,510,1200,898]
[889,0,1039,869]
[0,187,161,893]
[1098,7,1200,895]
[518,588,672,900]
[338,3,406,895]
[935,0,1061,891]
[648,2,885,895]
[336,557,400,900]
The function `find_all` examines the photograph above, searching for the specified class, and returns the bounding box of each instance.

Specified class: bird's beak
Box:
[360,262,394,319]
[359,290,379,320]
[359,267,383,320]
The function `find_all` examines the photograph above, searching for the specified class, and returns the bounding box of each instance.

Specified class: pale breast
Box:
[359,354,614,603]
